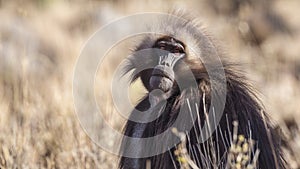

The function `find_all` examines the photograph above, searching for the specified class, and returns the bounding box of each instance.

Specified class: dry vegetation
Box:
[0,0,299,168]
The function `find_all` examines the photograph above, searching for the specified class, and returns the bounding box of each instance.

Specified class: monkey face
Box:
[149,36,186,93]
[125,35,203,97]
[153,36,185,54]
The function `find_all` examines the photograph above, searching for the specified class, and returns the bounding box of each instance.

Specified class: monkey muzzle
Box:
[150,53,185,92]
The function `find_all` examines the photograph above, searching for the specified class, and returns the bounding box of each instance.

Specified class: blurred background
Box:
[0,0,299,168]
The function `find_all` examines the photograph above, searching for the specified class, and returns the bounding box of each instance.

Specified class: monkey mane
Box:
[119,11,288,169]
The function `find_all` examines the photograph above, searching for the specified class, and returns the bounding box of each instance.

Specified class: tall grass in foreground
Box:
[172,122,260,169]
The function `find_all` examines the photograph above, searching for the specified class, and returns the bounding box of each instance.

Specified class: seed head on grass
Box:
[172,121,260,169]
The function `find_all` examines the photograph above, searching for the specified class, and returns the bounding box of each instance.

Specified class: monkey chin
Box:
[149,75,173,93]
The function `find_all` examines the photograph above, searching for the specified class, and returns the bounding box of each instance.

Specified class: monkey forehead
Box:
[133,17,206,58]
[134,33,201,60]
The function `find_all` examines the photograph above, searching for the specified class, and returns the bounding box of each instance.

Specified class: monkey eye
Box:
[174,44,184,53]
[158,42,166,50]
[155,40,185,53]
[174,46,180,53]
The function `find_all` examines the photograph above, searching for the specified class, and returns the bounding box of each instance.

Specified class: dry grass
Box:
[172,122,260,169]
[0,0,300,168]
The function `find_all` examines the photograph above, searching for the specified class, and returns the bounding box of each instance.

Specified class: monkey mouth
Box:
[149,75,174,92]
[149,66,175,92]
[151,66,175,81]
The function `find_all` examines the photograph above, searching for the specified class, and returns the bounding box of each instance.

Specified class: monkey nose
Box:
[149,53,184,92]
[158,53,185,68]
